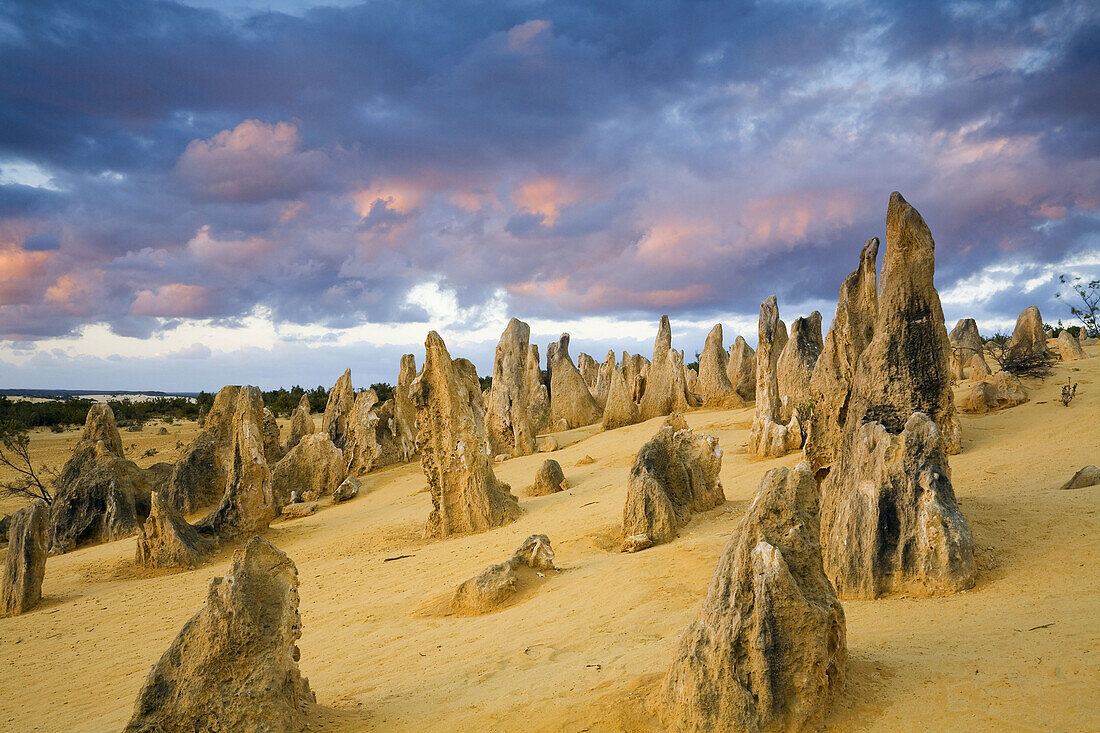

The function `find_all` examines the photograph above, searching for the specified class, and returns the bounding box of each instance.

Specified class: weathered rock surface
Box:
[949,318,985,362]
[419,534,557,616]
[280,502,318,519]
[549,333,603,429]
[1007,306,1049,361]
[193,386,274,541]
[578,352,599,391]
[270,434,346,510]
[749,297,802,457]
[697,324,743,408]
[166,385,272,515]
[125,536,314,732]
[593,350,616,408]
[321,368,355,449]
[968,353,992,379]
[602,365,641,430]
[49,404,171,554]
[1,500,49,616]
[1061,465,1100,490]
[620,421,723,550]
[806,238,879,472]
[332,475,361,502]
[659,462,846,733]
[394,353,420,458]
[726,336,756,402]
[486,319,540,457]
[777,311,823,422]
[287,394,315,451]
[412,331,521,539]
[639,316,699,420]
[818,191,973,599]
[957,371,1028,413]
[135,491,216,569]
[529,459,567,497]
[1054,330,1088,361]
[262,408,284,463]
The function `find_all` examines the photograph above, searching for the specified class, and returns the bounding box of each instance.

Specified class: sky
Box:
[1,0,1097,392]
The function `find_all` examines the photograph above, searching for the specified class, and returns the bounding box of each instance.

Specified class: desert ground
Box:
[1,348,1098,731]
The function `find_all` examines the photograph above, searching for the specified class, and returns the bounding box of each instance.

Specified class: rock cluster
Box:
[1054,330,1088,361]
[412,331,521,539]
[819,193,974,599]
[578,352,599,392]
[126,537,315,732]
[548,333,602,429]
[1,500,49,616]
[602,363,641,430]
[486,319,544,456]
[592,350,616,408]
[321,365,417,474]
[528,459,567,496]
[948,318,990,378]
[620,419,723,551]
[49,403,172,554]
[639,317,699,420]
[659,462,846,733]
[748,297,802,457]
[696,324,743,408]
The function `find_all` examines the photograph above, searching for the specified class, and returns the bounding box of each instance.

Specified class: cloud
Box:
[131,283,215,317]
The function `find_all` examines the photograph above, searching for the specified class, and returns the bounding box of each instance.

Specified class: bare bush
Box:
[0,421,56,505]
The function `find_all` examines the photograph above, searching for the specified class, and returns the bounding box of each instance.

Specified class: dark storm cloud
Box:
[0,0,1097,346]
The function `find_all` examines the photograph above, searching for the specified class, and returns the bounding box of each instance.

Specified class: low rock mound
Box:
[415,535,558,616]
[658,462,846,733]
[620,421,723,551]
[957,371,1028,413]
[270,433,346,509]
[126,536,314,732]
[1,500,49,617]
[1061,465,1100,490]
[529,459,567,497]
[1054,330,1088,361]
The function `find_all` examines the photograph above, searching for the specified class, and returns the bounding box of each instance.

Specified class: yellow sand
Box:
[1,351,1098,731]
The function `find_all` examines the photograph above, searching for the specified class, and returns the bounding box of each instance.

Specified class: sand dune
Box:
[1,349,1098,730]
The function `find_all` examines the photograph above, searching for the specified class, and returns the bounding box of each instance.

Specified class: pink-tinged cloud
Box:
[742,189,861,246]
[45,271,104,315]
[508,278,711,311]
[176,119,326,202]
[448,190,501,212]
[186,225,272,267]
[351,181,424,216]
[507,19,551,55]
[511,176,586,226]
[131,284,213,317]
[636,219,722,266]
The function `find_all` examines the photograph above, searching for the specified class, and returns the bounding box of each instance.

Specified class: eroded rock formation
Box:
[126,536,314,732]
[957,371,1028,413]
[602,365,641,430]
[726,336,756,402]
[639,316,699,420]
[486,319,540,457]
[529,459,567,496]
[805,238,879,472]
[748,297,802,457]
[819,193,974,599]
[776,311,823,422]
[548,333,602,429]
[1,500,48,616]
[262,408,284,463]
[1007,305,1048,361]
[697,324,743,408]
[287,394,316,451]
[620,420,723,550]
[270,433,346,509]
[412,331,521,539]
[659,462,845,733]
[1055,330,1088,361]
[135,491,216,569]
[578,352,599,392]
[1061,465,1100,490]
[593,350,616,408]
[50,403,171,554]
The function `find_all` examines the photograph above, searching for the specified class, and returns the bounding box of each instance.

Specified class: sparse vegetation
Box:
[982,332,1057,378]
[1056,274,1099,338]
[1061,381,1077,407]
[0,420,56,505]
[370,383,395,402]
